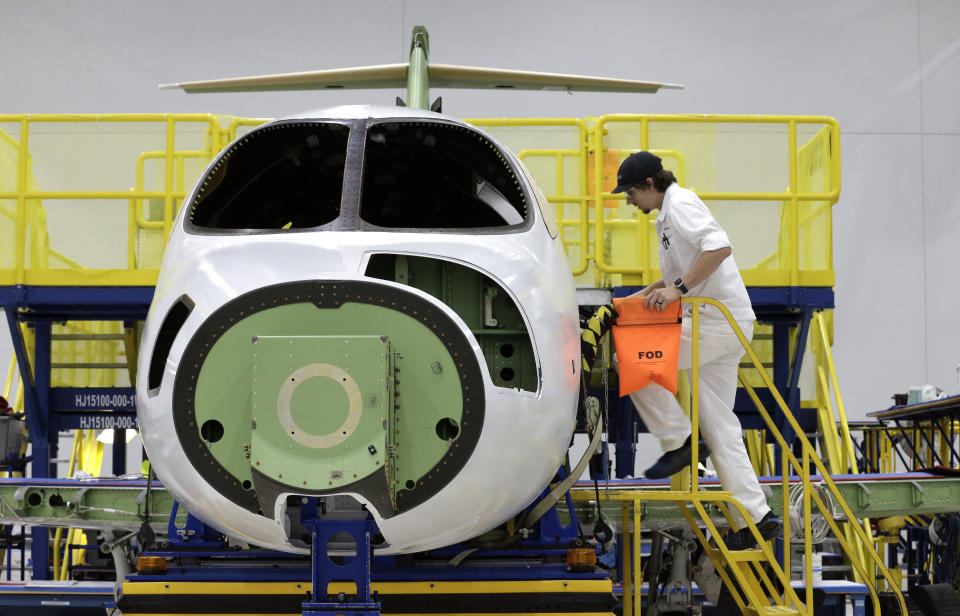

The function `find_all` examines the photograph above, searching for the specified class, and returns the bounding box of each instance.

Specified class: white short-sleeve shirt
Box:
[655,183,756,322]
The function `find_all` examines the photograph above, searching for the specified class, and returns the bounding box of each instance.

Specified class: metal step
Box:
[709,548,767,562]
[50,363,128,369]
[750,607,801,616]
[51,334,124,341]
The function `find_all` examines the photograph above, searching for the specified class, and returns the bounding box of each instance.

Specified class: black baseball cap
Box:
[611,151,663,193]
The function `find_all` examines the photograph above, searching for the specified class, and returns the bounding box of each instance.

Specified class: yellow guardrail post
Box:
[578,119,590,279]
[639,117,651,286]
[14,118,29,285]
[788,119,800,287]
[620,501,632,616]
[163,116,176,246]
[632,499,641,616]
[127,190,136,269]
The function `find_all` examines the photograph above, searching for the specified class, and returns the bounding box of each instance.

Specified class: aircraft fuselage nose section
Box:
[169,279,485,523]
[137,107,580,554]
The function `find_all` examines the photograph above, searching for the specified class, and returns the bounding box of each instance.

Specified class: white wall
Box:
[2,1,960,468]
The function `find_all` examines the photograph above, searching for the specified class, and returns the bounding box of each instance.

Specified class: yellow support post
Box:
[633,499,642,616]
[802,443,813,610]
[690,303,700,494]
[621,501,632,616]
[782,442,790,584]
[14,118,29,285]
[788,119,800,288]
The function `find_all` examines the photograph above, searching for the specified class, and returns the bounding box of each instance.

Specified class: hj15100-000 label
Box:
[73,393,136,409]
[78,415,138,430]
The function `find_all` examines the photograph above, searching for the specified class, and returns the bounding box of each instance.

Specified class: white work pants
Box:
[628,317,769,524]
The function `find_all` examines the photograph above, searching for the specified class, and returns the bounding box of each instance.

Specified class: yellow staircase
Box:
[586,297,907,616]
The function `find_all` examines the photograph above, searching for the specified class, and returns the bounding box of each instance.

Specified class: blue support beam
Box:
[30,321,52,580]
[0,285,154,312]
[112,430,127,476]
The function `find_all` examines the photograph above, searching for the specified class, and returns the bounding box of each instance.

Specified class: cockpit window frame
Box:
[183,118,359,237]
[182,116,540,237]
[356,118,536,236]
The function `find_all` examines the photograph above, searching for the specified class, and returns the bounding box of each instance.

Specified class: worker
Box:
[612,151,780,549]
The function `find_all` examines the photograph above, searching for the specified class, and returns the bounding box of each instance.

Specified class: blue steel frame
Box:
[302,516,380,616]
[1,285,153,578]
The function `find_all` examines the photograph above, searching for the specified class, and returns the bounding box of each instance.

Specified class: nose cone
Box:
[149,278,485,529]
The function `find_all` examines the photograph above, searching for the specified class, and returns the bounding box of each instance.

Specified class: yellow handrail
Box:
[590,115,840,285]
[688,296,905,615]
[812,312,858,470]
[2,113,838,289]
[576,296,902,614]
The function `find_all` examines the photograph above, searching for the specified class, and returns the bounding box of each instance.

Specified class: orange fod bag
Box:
[611,297,682,397]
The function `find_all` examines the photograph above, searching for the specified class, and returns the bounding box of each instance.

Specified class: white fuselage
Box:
[137,106,581,554]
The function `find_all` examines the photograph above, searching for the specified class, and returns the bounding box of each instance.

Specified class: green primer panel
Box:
[193,301,464,501]
[251,335,389,491]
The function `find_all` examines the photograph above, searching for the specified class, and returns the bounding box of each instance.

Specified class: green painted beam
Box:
[0,479,184,534]
[571,474,960,527]
[3,474,958,536]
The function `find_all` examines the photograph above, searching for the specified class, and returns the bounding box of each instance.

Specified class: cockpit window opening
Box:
[187,121,350,232]
[359,121,530,231]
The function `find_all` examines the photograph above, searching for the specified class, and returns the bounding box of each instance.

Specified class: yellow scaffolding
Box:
[1,113,837,290]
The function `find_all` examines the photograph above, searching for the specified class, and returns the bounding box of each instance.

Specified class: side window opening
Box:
[360,122,528,230]
[366,253,537,392]
[188,122,349,231]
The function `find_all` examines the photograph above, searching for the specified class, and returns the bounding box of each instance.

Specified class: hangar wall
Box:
[1,1,959,467]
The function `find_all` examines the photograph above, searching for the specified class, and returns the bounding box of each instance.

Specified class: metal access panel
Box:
[250,335,392,493]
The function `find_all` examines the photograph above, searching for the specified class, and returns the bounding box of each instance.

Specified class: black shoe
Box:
[724,510,782,550]
[644,435,710,479]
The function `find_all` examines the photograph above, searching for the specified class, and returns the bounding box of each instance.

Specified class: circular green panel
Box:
[193,301,464,493]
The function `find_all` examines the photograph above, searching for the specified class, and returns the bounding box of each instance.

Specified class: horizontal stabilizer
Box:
[429,64,681,93]
[160,63,681,94]
[160,64,409,93]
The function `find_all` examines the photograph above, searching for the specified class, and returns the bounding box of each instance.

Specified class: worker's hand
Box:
[643,286,682,312]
